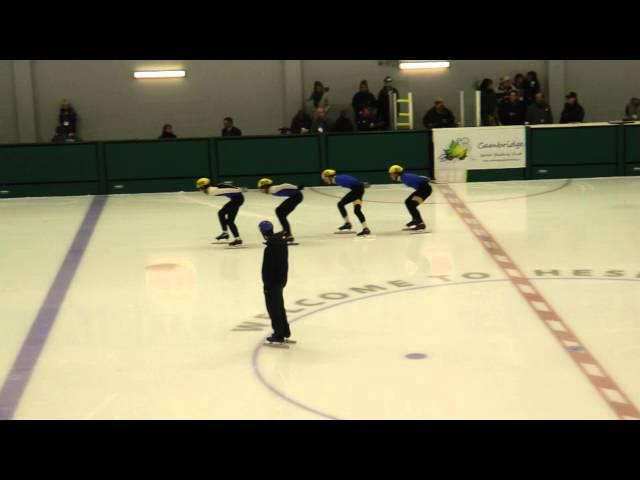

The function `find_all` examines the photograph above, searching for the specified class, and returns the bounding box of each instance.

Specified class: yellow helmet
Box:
[388,165,404,174]
[257,178,273,189]
[196,177,211,189]
[321,169,336,180]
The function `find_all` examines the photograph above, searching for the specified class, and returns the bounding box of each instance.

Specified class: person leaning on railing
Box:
[498,90,527,125]
[221,117,242,136]
[311,107,332,133]
[58,99,78,134]
[479,78,499,126]
[526,92,553,125]
[159,124,177,139]
[290,109,312,134]
[423,97,456,129]
[560,92,585,124]
[625,97,640,121]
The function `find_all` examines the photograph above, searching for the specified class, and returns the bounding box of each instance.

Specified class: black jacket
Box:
[59,107,77,132]
[423,107,456,129]
[334,116,355,132]
[262,234,288,288]
[352,91,377,118]
[524,81,541,105]
[311,117,332,133]
[377,87,400,127]
[480,91,498,117]
[498,100,527,125]
[290,113,312,133]
[222,126,242,136]
[526,103,553,125]
[560,104,585,123]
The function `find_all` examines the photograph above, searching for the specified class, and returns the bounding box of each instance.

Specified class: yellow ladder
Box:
[392,92,414,130]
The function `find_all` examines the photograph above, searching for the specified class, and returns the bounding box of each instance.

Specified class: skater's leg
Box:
[218,202,231,232]
[276,193,303,237]
[337,197,349,221]
[338,190,358,225]
[276,201,292,236]
[351,185,369,234]
[226,196,244,238]
[406,181,431,225]
[353,202,366,225]
[405,193,423,223]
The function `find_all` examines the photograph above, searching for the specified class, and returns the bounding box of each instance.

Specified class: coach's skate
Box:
[264,334,290,348]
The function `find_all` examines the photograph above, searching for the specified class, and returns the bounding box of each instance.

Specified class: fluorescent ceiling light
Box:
[399,61,450,70]
[134,70,186,79]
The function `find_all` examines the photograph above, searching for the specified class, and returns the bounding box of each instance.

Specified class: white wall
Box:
[0,61,18,144]
[31,60,286,141]
[1,60,640,144]
[565,61,640,122]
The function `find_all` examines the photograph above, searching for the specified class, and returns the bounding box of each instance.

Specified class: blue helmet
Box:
[258,220,274,233]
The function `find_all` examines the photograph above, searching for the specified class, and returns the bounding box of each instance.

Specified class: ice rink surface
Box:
[1,177,639,419]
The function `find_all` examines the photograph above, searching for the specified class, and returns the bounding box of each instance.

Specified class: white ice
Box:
[1,177,639,419]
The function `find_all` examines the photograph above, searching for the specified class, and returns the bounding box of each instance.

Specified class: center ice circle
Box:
[252,277,640,420]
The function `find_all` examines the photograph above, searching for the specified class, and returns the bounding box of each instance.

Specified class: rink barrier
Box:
[1,124,639,198]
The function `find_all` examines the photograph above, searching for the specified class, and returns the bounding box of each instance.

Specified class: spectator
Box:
[352,80,377,125]
[307,81,330,113]
[290,109,312,134]
[496,76,513,102]
[423,97,456,129]
[625,97,640,120]
[65,131,82,143]
[524,71,541,105]
[59,99,77,134]
[513,74,527,102]
[498,90,527,125]
[51,125,67,143]
[526,92,554,125]
[355,106,379,131]
[479,78,498,126]
[334,110,355,132]
[560,92,585,124]
[311,107,332,133]
[221,117,242,136]
[377,76,400,130]
[159,124,177,139]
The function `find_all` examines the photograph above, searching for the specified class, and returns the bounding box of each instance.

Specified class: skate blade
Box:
[284,339,297,344]
[211,241,229,244]
[354,235,376,240]
[334,231,356,235]
[287,242,300,246]
[224,245,249,249]
[409,230,432,235]
[264,342,290,349]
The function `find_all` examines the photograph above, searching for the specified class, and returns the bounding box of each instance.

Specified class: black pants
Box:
[405,181,432,223]
[275,192,303,236]
[337,185,366,223]
[264,285,290,338]
[218,195,244,237]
